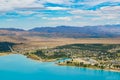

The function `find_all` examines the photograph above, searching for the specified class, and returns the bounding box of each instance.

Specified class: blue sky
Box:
[0,0,120,29]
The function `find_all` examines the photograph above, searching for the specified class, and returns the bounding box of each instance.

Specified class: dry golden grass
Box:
[0,36,120,53]
[25,37,120,47]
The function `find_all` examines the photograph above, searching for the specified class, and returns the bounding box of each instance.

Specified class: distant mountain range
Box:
[0,28,24,31]
[0,25,120,38]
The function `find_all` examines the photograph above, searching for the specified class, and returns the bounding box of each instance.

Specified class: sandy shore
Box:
[0,53,119,72]
[57,63,120,72]
[0,53,10,56]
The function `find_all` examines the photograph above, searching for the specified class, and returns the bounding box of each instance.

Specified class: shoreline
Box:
[0,53,11,56]
[57,63,120,72]
[16,54,120,73]
[0,53,120,72]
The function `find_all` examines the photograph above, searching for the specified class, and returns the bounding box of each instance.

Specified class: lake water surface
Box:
[0,54,120,80]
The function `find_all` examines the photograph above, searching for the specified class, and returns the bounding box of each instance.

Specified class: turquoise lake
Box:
[0,54,120,80]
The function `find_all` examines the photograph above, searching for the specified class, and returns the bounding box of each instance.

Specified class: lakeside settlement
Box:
[0,42,120,72]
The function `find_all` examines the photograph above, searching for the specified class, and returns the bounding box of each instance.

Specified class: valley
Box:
[0,25,120,72]
[0,35,120,72]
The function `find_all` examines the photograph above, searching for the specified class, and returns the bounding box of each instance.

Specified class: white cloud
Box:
[70,5,120,21]
[16,11,36,15]
[98,6,120,20]
[42,0,71,4]
[0,0,120,26]
[70,9,99,15]
[100,6,120,13]
[77,0,106,6]
[43,17,71,21]
[0,0,120,12]
[46,7,69,10]
[0,0,73,12]
[72,0,120,6]
[0,0,44,11]
[112,0,120,2]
